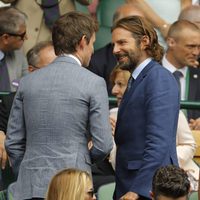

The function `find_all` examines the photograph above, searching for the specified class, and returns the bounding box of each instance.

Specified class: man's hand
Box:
[109,116,117,136]
[189,118,200,130]
[120,192,139,200]
[0,131,8,169]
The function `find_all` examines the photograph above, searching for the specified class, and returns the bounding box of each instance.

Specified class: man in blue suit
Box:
[111,16,180,200]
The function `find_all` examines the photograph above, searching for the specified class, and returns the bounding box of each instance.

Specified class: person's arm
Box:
[177,111,196,167]
[125,0,192,39]
[89,78,113,163]
[0,131,7,170]
[181,0,192,10]
[76,0,93,6]
[5,84,26,177]
[125,0,170,39]
[189,118,200,130]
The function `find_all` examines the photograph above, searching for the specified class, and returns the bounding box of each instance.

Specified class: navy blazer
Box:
[187,67,200,120]
[114,60,180,199]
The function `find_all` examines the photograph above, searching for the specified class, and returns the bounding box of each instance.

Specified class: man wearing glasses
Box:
[0,0,93,54]
[0,7,28,92]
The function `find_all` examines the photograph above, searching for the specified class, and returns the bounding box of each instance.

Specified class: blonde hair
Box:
[46,168,92,200]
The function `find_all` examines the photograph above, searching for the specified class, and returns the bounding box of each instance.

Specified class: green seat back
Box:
[97,182,115,200]
[97,0,125,27]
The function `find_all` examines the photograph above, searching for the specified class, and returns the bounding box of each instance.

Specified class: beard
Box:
[115,49,141,72]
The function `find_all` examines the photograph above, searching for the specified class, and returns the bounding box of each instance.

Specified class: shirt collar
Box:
[132,58,152,80]
[162,54,188,78]
[63,54,82,66]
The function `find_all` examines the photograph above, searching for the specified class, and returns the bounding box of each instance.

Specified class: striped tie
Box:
[173,70,183,95]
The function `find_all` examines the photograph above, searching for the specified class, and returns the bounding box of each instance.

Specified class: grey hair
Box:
[0,7,27,35]
[26,41,53,67]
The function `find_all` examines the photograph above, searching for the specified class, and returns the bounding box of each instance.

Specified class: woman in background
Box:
[46,168,96,200]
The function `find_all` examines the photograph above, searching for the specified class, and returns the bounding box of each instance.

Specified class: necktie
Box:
[0,57,11,91]
[127,76,134,92]
[173,70,183,95]
[41,0,60,30]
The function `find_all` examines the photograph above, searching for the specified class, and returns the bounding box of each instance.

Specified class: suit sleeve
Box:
[130,69,180,197]
[5,82,26,177]
[89,78,113,163]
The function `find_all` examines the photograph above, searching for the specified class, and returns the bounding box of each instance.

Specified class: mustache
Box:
[115,53,129,61]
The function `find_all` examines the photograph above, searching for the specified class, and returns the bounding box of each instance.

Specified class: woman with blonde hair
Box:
[46,168,96,200]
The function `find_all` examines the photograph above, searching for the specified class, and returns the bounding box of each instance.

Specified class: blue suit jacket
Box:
[114,60,180,199]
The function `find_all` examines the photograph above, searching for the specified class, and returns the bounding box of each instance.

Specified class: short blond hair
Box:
[46,168,92,200]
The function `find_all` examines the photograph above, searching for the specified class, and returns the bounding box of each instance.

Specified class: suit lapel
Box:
[118,60,155,118]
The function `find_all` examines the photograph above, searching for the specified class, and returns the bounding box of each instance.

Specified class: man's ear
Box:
[28,65,34,73]
[150,191,154,200]
[1,34,10,45]
[141,35,150,50]
[167,37,176,48]
[78,35,87,50]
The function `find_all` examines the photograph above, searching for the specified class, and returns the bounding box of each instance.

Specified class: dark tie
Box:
[0,57,11,91]
[173,70,183,94]
[41,0,60,30]
[127,76,134,92]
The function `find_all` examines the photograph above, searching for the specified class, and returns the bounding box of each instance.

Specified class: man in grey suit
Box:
[0,7,28,92]
[5,12,113,200]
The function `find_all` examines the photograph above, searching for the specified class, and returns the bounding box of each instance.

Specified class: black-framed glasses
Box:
[6,31,26,40]
[87,189,94,198]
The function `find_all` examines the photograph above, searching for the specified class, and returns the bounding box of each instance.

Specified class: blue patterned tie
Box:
[127,76,134,92]
[173,70,183,95]
[41,0,60,30]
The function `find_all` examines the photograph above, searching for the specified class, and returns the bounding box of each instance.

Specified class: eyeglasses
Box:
[87,189,94,198]
[6,31,26,40]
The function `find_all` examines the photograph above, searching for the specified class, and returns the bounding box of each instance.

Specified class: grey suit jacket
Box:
[5,56,113,199]
[6,50,28,91]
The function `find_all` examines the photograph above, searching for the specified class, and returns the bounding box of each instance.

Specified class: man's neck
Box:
[165,51,184,69]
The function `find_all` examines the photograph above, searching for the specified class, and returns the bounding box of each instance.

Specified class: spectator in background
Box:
[46,168,96,200]
[178,5,200,130]
[179,5,200,130]
[88,0,99,19]
[0,0,92,54]
[151,165,190,200]
[162,20,200,130]
[89,3,144,96]
[112,15,179,199]
[0,40,56,190]
[0,7,28,92]
[125,0,192,48]
[178,5,200,28]
[5,11,113,200]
